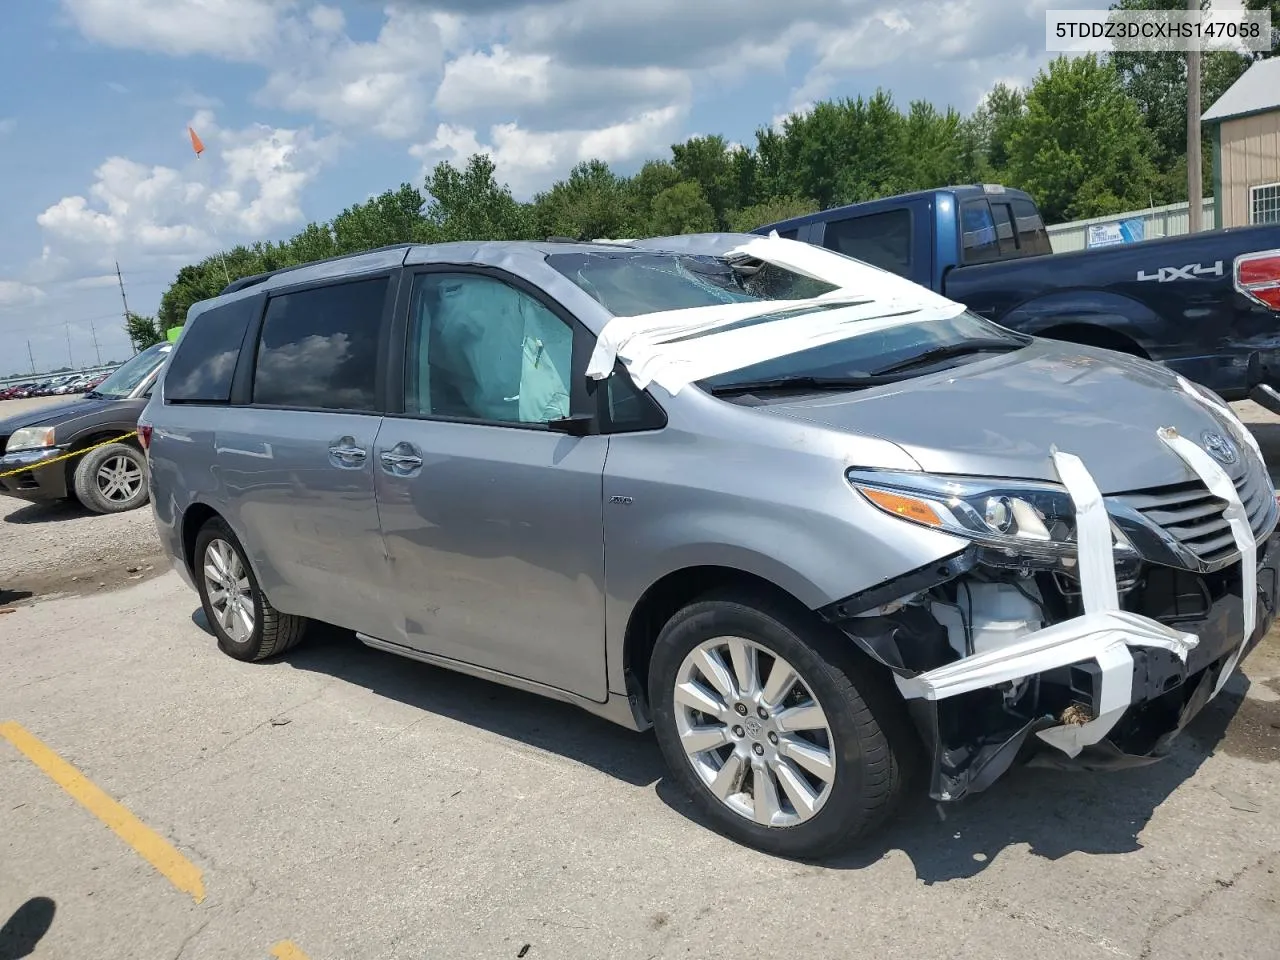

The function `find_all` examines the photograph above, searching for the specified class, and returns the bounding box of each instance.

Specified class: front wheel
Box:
[73,442,149,514]
[648,591,909,858]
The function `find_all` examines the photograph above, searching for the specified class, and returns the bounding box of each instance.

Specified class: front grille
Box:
[1113,454,1277,566]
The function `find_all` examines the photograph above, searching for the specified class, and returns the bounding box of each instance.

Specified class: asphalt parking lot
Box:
[3,398,1280,959]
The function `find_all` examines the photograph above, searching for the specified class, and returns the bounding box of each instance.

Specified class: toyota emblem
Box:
[1201,431,1238,466]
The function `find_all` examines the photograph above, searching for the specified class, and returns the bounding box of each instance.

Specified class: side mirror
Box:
[546,413,596,437]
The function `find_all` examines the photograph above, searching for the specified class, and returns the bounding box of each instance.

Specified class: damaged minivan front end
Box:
[819,395,1280,804]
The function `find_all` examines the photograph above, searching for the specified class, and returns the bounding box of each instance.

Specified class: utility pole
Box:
[90,319,102,365]
[27,339,35,376]
[116,260,136,355]
[1187,0,1203,233]
[65,321,73,368]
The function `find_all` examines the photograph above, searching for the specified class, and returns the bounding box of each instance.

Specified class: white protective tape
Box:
[585,234,969,395]
[1157,426,1258,696]
[1175,374,1266,466]
[894,447,1199,760]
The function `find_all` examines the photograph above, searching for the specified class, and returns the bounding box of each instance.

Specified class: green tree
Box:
[1007,54,1160,222]
[671,135,740,228]
[969,82,1026,175]
[125,312,165,350]
[1109,0,1252,200]
[331,183,427,252]
[648,181,716,235]
[729,197,819,232]
[1243,0,1278,57]
[423,154,533,242]
[531,160,632,240]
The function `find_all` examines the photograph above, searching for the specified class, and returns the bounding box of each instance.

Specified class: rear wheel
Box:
[194,517,308,661]
[649,590,909,858]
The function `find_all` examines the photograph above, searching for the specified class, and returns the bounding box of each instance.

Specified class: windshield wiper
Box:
[705,374,907,397]
[82,390,102,399]
[869,339,1025,377]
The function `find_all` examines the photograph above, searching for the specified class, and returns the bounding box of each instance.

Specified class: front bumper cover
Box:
[0,447,70,502]
[827,402,1275,804]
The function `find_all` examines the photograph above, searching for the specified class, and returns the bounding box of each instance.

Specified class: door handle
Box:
[380,451,423,469]
[380,442,423,472]
[328,437,367,464]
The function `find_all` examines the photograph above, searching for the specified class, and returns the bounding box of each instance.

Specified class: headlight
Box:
[847,469,1135,559]
[5,426,56,453]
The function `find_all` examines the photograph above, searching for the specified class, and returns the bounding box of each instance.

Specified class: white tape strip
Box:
[585,235,969,394]
[1175,374,1265,466]
[1157,426,1257,697]
[1052,450,1119,614]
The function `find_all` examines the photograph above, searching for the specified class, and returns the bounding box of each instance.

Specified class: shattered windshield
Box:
[546,251,837,316]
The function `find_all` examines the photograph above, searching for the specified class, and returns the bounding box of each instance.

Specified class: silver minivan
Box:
[141,234,1279,858]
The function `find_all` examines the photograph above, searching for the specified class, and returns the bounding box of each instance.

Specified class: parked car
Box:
[755,184,1280,408]
[141,238,1277,857]
[0,342,172,513]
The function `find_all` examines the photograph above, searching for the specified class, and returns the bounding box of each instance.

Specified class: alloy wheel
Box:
[95,455,143,503]
[203,539,256,644]
[673,636,836,827]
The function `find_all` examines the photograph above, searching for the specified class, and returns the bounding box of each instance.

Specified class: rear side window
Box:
[164,298,256,403]
[990,202,1016,255]
[252,277,388,412]
[776,227,799,240]
[1011,199,1052,256]
[961,199,1001,264]
[821,209,913,277]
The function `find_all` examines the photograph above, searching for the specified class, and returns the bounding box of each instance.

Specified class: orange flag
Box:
[188,127,205,158]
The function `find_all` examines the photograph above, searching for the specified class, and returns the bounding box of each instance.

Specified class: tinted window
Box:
[603,363,666,432]
[777,228,800,240]
[961,199,1001,264]
[252,277,387,411]
[405,273,573,424]
[1011,199,1052,256]
[165,298,256,403]
[821,210,913,277]
[990,202,1016,254]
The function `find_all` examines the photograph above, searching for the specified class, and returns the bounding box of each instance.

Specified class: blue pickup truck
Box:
[756,184,1280,410]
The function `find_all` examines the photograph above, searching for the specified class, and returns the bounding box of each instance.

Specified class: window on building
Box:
[1251,183,1280,225]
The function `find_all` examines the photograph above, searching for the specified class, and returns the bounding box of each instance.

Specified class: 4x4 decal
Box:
[1136,261,1224,283]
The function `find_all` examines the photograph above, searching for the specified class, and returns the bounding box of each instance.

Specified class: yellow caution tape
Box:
[0,431,139,480]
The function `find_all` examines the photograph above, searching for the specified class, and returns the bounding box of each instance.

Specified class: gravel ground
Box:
[0,395,165,609]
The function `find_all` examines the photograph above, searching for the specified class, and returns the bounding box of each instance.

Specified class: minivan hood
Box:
[0,396,116,434]
[754,341,1244,494]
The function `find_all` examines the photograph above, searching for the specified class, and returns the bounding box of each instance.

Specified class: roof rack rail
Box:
[217,242,419,295]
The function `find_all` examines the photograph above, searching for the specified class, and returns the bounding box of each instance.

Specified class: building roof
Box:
[1202,57,1280,123]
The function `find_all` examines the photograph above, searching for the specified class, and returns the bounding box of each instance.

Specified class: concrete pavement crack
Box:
[1137,850,1279,960]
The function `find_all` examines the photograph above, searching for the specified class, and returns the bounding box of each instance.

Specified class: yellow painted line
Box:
[270,942,311,960]
[0,721,205,904]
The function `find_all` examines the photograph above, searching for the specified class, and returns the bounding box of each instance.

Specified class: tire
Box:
[73,442,150,514]
[193,516,308,662]
[648,589,911,859]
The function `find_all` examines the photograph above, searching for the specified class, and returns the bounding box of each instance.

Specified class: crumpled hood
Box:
[0,397,115,435]
[755,341,1243,494]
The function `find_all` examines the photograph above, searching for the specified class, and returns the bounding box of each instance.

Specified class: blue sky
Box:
[0,0,1096,375]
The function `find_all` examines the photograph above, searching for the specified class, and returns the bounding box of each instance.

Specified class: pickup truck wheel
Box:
[194,517,308,662]
[649,590,907,859]
[72,442,149,514]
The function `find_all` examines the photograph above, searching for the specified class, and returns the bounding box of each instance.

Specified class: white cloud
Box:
[35,112,335,273]
[435,45,690,126]
[413,105,686,197]
[257,4,450,139]
[0,281,46,309]
[68,274,122,290]
[106,81,129,94]
[61,0,286,61]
